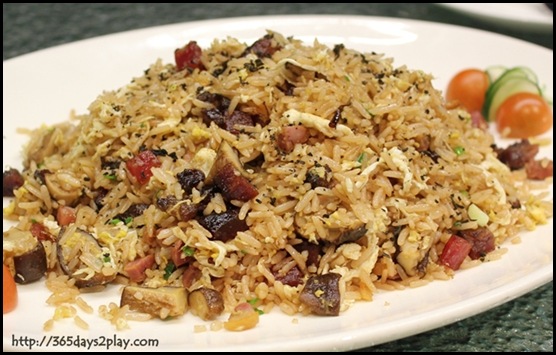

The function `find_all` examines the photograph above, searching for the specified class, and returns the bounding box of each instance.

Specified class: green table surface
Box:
[3,3,553,352]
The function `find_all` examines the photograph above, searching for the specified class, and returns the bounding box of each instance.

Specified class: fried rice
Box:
[3,31,552,328]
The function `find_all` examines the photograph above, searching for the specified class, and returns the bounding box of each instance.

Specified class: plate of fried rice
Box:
[2,15,553,351]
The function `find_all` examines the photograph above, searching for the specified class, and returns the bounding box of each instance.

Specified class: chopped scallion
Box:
[163,262,176,280]
[182,246,195,257]
[454,146,465,156]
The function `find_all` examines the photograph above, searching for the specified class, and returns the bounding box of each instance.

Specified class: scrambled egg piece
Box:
[283,109,352,137]
[191,148,217,176]
[191,126,212,143]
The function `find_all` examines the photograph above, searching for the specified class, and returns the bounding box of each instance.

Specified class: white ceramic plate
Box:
[439,3,553,32]
[2,15,553,352]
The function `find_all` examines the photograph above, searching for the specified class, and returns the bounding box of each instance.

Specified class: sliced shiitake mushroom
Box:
[4,228,48,284]
[56,227,116,288]
[333,225,368,245]
[121,286,188,319]
[14,240,47,284]
[188,287,225,321]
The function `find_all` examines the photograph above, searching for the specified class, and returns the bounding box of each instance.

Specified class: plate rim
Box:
[3,13,554,65]
[438,3,553,32]
[2,14,553,352]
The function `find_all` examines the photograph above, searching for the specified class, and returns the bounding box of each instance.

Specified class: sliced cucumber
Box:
[486,78,541,121]
[482,67,542,121]
[485,65,506,83]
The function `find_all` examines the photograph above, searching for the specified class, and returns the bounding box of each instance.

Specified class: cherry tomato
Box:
[446,69,489,113]
[496,92,553,138]
[3,264,18,314]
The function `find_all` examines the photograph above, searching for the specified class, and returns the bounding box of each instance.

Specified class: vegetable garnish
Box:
[454,146,466,156]
[496,92,552,138]
[163,262,176,280]
[446,66,552,138]
[182,246,195,257]
[446,68,489,114]
[3,264,18,314]
[247,297,264,315]
[247,297,259,306]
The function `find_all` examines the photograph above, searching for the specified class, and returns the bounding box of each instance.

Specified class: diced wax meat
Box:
[242,35,281,58]
[126,150,161,185]
[177,203,199,222]
[176,169,205,194]
[171,241,189,268]
[3,168,24,197]
[56,206,76,226]
[196,92,230,112]
[459,228,495,260]
[224,111,255,134]
[414,135,431,152]
[156,195,178,211]
[496,139,539,170]
[421,150,440,163]
[510,199,521,209]
[276,125,309,153]
[328,106,346,129]
[124,255,155,283]
[101,158,121,170]
[175,41,204,71]
[202,108,226,127]
[213,164,258,202]
[115,203,149,222]
[182,265,201,289]
[224,302,260,331]
[294,240,321,267]
[202,108,255,134]
[470,111,488,129]
[278,81,296,96]
[30,222,55,242]
[305,164,332,189]
[94,188,108,209]
[197,209,248,242]
[197,92,255,134]
[274,266,304,287]
[208,142,258,202]
[525,159,553,180]
[439,235,472,270]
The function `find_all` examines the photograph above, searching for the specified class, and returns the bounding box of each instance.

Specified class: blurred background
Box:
[2,3,553,352]
[3,3,553,60]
